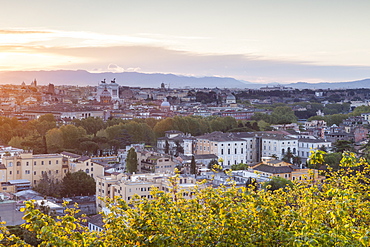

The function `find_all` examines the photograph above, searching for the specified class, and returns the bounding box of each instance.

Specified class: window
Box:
[34,171,37,175]
[56,170,59,174]
[48,171,51,175]
[91,167,94,171]
[34,161,37,166]
[26,162,29,166]
[235,148,237,154]
[228,149,230,155]
[49,161,52,165]
[86,169,89,173]
[17,162,21,166]
[41,161,44,165]
[8,162,13,167]
[86,162,89,166]
[221,149,224,155]
[9,171,12,175]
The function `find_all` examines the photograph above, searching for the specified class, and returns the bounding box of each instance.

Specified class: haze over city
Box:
[0,0,369,84]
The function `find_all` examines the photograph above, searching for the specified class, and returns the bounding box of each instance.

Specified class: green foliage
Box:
[4,153,370,246]
[60,171,96,197]
[126,148,138,173]
[60,125,87,150]
[33,173,61,197]
[253,107,297,124]
[73,117,105,136]
[230,163,249,170]
[153,116,236,137]
[332,140,354,153]
[308,113,349,126]
[263,176,293,191]
[350,105,370,116]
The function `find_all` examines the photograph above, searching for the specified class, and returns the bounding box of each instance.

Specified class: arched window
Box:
[282,149,285,155]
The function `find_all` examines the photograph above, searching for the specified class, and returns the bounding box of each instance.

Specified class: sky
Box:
[0,0,369,84]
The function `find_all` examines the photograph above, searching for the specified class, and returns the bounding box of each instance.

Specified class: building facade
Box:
[1,152,67,191]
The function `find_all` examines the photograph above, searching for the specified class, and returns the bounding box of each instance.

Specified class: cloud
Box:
[0,30,52,34]
[107,64,124,73]
[0,28,369,83]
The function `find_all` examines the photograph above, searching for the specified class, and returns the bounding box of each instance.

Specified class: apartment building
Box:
[260,134,298,160]
[1,152,67,191]
[195,132,247,168]
[138,152,176,174]
[157,130,195,156]
[298,138,332,163]
[252,158,321,182]
[96,173,197,212]
[61,151,105,179]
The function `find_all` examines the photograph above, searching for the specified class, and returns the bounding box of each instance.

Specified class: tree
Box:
[59,125,87,150]
[263,176,293,191]
[79,141,99,155]
[164,140,169,154]
[270,106,298,124]
[207,159,218,169]
[73,117,105,136]
[6,151,370,246]
[332,140,354,153]
[33,173,61,197]
[282,147,294,163]
[323,152,342,170]
[126,148,138,173]
[190,155,196,174]
[231,163,249,170]
[175,141,184,156]
[60,171,95,197]
[45,128,64,153]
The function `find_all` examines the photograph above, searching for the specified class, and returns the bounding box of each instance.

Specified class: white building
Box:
[298,138,332,163]
[260,134,298,160]
[361,112,370,121]
[195,132,247,168]
[96,79,120,102]
[157,130,195,156]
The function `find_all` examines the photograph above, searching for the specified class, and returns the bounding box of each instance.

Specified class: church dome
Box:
[100,88,111,97]
[226,94,236,100]
[161,101,171,107]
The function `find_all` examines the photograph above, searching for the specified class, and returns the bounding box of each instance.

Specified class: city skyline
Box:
[0,0,369,84]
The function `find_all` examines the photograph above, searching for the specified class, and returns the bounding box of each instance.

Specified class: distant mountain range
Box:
[0,70,369,89]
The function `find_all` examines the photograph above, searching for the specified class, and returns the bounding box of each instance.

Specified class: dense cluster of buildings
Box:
[1,79,370,227]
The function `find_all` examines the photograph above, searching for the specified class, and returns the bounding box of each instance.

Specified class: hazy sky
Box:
[0,0,369,83]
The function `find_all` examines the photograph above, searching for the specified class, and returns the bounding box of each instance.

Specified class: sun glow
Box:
[0,51,86,71]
